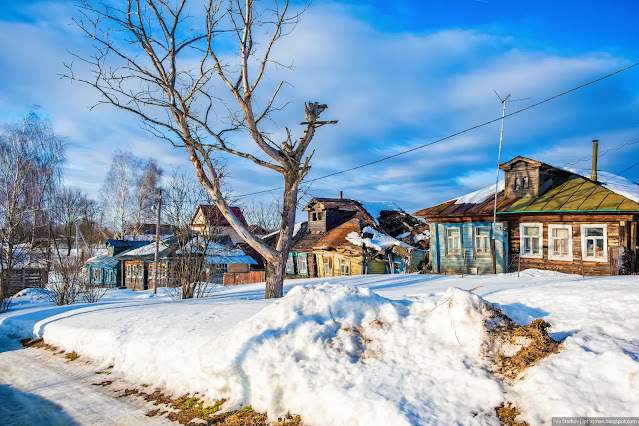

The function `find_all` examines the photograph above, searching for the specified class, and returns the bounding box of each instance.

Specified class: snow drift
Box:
[199,284,512,425]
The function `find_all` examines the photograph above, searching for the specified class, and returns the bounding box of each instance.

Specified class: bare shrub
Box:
[81,280,107,303]
[47,256,83,306]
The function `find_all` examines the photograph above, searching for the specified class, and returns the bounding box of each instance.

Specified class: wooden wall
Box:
[431,222,507,275]
[508,216,624,276]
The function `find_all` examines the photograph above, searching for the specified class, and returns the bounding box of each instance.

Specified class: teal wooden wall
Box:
[431,222,508,274]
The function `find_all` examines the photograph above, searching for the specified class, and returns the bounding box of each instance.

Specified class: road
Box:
[0,336,171,426]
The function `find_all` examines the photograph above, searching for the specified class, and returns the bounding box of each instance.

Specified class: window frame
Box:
[580,224,608,262]
[338,259,351,276]
[519,223,543,259]
[297,253,309,276]
[514,177,521,190]
[323,255,333,276]
[473,226,491,257]
[445,225,462,257]
[548,224,573,261]
[523,177,529,189]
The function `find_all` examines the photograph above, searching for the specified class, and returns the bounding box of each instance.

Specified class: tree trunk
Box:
[265,257,286,298]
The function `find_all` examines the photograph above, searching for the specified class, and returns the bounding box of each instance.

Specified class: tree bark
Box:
[265,257,286,298]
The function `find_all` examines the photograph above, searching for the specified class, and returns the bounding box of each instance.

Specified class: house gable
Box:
[499,156,567,199]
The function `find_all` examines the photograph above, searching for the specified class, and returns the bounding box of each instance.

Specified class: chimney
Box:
[591,139,598,181]
[339,191,343,199]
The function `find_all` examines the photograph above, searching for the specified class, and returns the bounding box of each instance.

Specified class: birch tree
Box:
[67,0,336,298]
[101,149,141,238]
[0,112,65,310]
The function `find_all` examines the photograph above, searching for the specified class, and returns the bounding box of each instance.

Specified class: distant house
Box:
[119,235,257,290]
[267,196,426,278]
[84,239,151,287]
[415,150,639,276]
[191,205,248,244]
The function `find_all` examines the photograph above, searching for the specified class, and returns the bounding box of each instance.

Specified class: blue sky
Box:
[0,0,638,215]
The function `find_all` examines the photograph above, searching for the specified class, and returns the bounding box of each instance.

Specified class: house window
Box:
[446,227,461,256]
[474,226,491,255]
[339,259,351,276]
[317,212,323,220]
[581,224,607,262]
[285,252,295,274]
[515,178,521,190]
[297,253,308,276]
[548,224,573,261]
[323,256,333,276]
[312,212,317,221]
[520,223,543,258]
[523,177,529,189]
[133,265,138,277]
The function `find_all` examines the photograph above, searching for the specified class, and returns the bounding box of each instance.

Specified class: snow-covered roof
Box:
[358,201,404,224]
[206,253,258,265]
[346,226,413,251]
[453,180,504,205]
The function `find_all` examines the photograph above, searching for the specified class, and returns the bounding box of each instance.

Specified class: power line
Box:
[234,61,639,199]
[561,135,639,167]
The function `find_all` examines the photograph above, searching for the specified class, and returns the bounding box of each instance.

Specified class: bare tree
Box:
[133,158,163,231]
[0,111,65,311]
[67,0,336,298]
[54,187,92,256]
[242,199,281,233]
[101,149,142,238]
[48,234,83,306]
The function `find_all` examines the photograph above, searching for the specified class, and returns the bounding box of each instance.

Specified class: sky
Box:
[0,0,638,217]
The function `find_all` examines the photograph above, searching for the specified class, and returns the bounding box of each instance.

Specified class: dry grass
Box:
[65,351,80,362]
[20,337,59,352]
[495,319,561,379]
[495,404,528,426]
[121,387,301,425]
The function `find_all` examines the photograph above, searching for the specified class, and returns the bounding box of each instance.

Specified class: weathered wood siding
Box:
[509,216,623,276]
[431,222,507,275]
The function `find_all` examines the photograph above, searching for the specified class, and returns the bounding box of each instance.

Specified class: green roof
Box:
[499,175,639,214]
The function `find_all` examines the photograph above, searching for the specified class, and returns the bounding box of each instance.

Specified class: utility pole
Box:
[153,188,162,295]
[491,92,529,274]
[75,224,80,258]
[492,92,510,274]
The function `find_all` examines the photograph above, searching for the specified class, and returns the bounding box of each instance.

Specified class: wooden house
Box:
[415,150,639,276]
[190,205,248,244]
[84,239,151,288]
[276,196,424,278]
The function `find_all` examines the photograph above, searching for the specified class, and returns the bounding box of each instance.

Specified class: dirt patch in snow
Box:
[495,404,528,426]
[112,386,302,425]
[490,318,562,380]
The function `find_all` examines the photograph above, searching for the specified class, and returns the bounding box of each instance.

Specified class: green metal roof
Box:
[499,175,639,214]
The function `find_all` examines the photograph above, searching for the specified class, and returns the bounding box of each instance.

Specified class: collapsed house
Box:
[265,196,428,278]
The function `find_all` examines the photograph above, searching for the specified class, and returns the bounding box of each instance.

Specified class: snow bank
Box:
[346,226,412,251]
[200,284,505,424]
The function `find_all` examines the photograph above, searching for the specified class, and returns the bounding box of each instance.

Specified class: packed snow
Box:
[1,271,638,425]
[346,226,413,251]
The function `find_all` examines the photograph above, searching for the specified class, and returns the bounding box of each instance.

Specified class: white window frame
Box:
[445,226,462,256]
[473,226,491,256]
[520,223,543,259]
[548,224,573,261]
[580,224,608,262]
[339,259,351,276]
[297,254,308,276]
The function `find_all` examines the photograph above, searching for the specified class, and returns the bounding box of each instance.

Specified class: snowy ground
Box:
[0,271,638,425]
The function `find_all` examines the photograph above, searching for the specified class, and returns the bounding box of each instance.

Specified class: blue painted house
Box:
[84,239,151,287]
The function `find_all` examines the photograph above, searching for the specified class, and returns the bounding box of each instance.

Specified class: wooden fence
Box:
[8,268,47,295]
[223,271,265,286]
